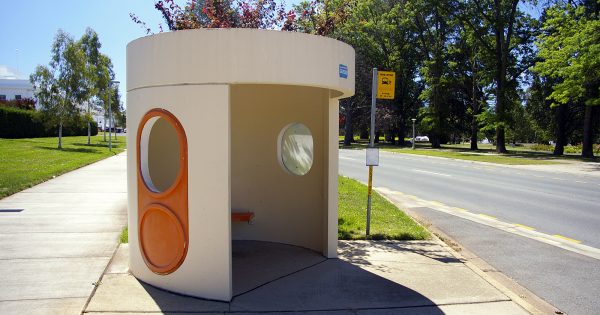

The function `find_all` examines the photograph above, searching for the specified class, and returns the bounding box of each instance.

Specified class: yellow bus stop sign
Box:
[377,71,395,99]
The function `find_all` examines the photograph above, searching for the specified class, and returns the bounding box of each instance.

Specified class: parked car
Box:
[415,136,429,142]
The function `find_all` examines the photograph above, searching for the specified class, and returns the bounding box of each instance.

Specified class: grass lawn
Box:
[338,138,578,165]
[0,134,126,199]
[384,147,559,165]
[120,226,129,244]
[338,176,429,240]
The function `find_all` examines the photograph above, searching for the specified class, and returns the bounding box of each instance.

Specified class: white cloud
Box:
[0,65,23,79]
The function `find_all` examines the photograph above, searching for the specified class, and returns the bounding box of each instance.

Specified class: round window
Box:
[140,116,181,192]
[279,123,313,176]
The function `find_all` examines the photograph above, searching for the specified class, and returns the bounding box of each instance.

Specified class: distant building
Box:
[0,79,34,102]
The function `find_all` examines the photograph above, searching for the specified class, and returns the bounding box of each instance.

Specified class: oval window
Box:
[279,123,313,176]
[140,116,181,192]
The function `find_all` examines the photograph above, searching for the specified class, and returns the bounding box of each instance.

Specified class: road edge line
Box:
[376,190,562,315]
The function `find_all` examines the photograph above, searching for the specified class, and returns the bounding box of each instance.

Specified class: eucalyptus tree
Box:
[403,0,457,148]
[79,28,114,145]
[533,0,599,157]
[293,0,425,146]
[447,21,494,149]
[450,0,539,153]
[30,30,87,149]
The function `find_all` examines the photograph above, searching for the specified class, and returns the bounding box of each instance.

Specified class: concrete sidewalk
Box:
[0,151,537,314]
[0,153,128,314]
[86,239,531,314]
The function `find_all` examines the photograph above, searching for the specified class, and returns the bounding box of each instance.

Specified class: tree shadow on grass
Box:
[72,142,111,148]
[34,146,98,153]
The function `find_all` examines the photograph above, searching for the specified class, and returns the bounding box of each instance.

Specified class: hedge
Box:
[0,106,98,139]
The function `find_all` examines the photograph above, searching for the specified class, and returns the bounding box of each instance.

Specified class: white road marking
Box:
[339,156,358,161]
[412,169,452,177]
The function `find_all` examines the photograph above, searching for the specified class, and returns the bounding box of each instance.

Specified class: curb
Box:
[377,191,564,315]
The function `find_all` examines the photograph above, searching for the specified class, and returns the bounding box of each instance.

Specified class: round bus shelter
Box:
[126,28,355,301]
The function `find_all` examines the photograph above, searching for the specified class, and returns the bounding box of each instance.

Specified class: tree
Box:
[406,0,456,147]
[295,0,423,146]
[79,28,114,145]
[131,0,291,32]
[30,30,87,149]
[452,0,538,153]
[533,1,599,157]
[447,21,494,150]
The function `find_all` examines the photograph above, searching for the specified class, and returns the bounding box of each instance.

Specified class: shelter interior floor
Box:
[231,240,326,296]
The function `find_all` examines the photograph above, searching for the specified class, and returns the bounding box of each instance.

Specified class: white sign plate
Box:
[366,148,379,166]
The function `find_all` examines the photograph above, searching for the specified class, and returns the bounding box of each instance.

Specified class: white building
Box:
[0,79,34,101]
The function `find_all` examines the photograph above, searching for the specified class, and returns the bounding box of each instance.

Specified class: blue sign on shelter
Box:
[339,64,348,79]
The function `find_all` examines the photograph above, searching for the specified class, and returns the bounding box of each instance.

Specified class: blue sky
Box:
[0,0,299,105]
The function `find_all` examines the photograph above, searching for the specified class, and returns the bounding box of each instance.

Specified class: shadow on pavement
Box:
[130,241,445,313]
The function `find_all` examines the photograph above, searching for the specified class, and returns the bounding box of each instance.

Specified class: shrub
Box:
[0,107,97,138]
[0,98,36,111]
[530,144,554,152]
[564,144,583,154]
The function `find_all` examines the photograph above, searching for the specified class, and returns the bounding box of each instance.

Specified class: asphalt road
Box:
[339,149,600,315]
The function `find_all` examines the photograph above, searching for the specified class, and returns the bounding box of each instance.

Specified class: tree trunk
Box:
[496,127,506,153]
[386,132,395,144]
[470,55,479,151]
[58,122,63,150]
[431,137,441,148]
[553,105,567,155]
[397,123,406,146]
[87,121,91,145]
[470,115,478,150]
[582,105,595,158]
[494,0,509,154]
[343,111,353,146]
[103,116,107,141]
[374,131,380,144]
[360,127,368,140]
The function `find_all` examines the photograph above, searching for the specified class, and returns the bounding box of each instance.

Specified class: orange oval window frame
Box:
[136,108,189,275]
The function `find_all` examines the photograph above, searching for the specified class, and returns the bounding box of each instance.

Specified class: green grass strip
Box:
[0,135,127,199]
[120,226,129,244]
[338,176,429,240]
[339,140,568,165]
[386,148,558,165]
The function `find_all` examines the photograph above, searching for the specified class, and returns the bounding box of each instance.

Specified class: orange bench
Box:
[231,212,254,223]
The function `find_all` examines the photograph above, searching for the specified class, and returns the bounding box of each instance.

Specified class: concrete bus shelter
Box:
[126,29,355,301]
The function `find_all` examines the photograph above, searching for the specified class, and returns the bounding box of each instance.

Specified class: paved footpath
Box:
[0,153,127,314]
[0,151,546,314]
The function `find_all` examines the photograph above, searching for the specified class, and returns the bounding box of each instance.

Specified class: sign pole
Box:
[366,68,377,236]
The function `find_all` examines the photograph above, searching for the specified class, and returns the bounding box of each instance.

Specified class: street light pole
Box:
[108,91,111,151]
[108,80,120,152]
[412,118,416,150]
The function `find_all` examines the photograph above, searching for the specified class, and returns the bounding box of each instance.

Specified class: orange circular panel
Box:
[139,204,186,274]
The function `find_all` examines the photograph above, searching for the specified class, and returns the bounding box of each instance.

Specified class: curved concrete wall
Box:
[127,29,354,301]
[127,29,355,98]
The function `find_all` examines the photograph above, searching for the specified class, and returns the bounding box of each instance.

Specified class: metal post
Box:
[108,91,112,151]
[366,68,377,236]
[108,81,120,151]
[412,118,416,150]
[370,68,377,148]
